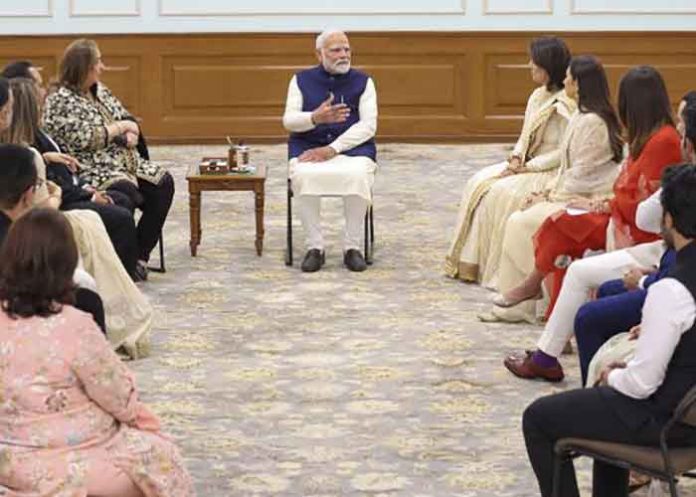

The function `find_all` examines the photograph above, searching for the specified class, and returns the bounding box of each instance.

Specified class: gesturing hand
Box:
[298,146,337,163]
[311,94,350,125]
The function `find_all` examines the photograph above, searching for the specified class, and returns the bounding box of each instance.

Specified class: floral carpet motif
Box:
[131,143,682,496]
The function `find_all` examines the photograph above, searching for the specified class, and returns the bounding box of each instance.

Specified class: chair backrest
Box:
[673,383,696,427]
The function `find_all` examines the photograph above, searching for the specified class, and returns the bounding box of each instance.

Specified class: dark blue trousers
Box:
[574,279,646,385]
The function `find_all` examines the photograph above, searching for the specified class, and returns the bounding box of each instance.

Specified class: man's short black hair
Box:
[0,77,9,108]
[682,90,696,107]
[662,164,696,239]
[0,145,38,211]
[683,103,696,152]
[1,61,33,80]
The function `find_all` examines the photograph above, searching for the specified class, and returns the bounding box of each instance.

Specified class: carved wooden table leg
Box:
[254,184,265,256]
[189,188,201,256]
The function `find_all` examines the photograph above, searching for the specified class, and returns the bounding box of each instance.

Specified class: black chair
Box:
[284,178,374,267]
[553,385,696,497]
[133,125,166,274]
[148,233,166,273]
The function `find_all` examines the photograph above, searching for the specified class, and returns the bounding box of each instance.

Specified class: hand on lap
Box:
[597,361,627,386]
[622,267,651,290]
[43,152,80,173]
[298,146,337,163]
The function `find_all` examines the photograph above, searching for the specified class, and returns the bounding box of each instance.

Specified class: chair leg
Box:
[148,232,166,273]
[661,426,681,497]
[285,180,293,266]
[552,451,566,497]
[370,204,375,244]
[365,205,374,265]
[364,209,370,264]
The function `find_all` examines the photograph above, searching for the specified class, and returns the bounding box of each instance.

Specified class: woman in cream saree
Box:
[445,37,575,289]
[32,150,153,358]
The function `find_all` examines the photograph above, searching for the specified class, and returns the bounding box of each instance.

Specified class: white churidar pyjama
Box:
[537,241,664,357]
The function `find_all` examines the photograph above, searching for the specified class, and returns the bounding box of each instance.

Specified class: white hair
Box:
[315,29,346,50]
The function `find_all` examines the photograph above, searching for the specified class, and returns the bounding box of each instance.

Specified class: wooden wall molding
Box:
[1,32,696,144]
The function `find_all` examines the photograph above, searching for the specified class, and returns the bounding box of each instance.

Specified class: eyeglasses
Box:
[33,178,45,192]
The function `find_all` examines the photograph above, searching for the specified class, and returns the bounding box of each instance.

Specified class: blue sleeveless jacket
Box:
[288,65,376,161]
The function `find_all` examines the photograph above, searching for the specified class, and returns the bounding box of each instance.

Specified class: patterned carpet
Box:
[130,143,683,496]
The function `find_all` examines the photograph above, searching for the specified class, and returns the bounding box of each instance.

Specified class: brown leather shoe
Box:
[503,351,564,382]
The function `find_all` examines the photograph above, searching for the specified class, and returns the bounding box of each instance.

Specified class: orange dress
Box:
[532,125,682,315]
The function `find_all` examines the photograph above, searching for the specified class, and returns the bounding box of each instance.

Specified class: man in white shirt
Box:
[282,29,378,272]
[522,163,696,497]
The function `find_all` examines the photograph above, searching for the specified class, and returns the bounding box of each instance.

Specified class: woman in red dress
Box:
[495,66,682,317]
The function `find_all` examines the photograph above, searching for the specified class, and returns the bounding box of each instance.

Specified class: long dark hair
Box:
[570,55,623,162]
[530,36,571,92]
[0,209,77,318]
[618,66,675,159]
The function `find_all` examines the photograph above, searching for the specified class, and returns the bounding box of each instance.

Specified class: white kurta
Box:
[283,75,378,202]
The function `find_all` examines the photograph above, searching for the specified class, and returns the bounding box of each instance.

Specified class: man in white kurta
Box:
[282,30,377,272]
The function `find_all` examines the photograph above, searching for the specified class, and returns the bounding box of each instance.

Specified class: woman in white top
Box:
[445,36,576,288]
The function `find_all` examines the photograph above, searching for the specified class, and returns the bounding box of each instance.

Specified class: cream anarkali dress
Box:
[487,111,621,323]
[445,86,576,289]
[31,149,153,359]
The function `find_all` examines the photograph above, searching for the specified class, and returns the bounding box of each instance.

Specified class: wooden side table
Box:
[186,162,266,257]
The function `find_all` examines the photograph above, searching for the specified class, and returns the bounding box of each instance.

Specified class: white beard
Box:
[323,59,351,75]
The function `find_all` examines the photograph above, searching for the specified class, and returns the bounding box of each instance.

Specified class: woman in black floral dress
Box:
[43,39,174,269]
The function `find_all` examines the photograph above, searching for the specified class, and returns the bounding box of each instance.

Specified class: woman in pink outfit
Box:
[0,209,195,497]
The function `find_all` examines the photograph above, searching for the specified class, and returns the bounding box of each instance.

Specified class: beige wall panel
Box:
[100,57,142,115]
[0,0,51,17]
[69,0,140,17]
